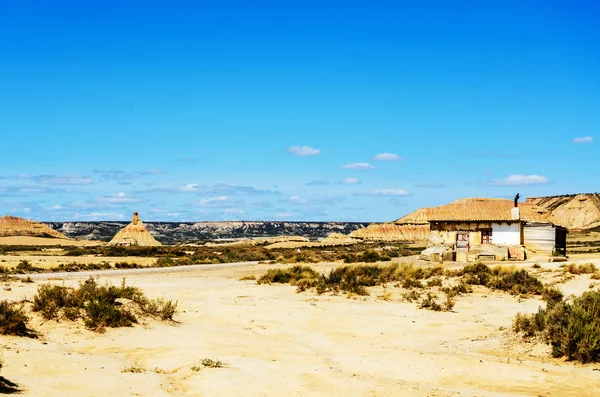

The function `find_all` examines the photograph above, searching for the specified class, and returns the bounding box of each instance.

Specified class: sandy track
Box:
[2,260,600,396]
[16,261,260,280]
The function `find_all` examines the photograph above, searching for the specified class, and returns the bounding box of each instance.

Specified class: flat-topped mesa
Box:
[0,215,69,239]
[109,212,162,246]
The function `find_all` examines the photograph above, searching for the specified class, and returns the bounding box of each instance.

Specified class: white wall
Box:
[492,223,521,245]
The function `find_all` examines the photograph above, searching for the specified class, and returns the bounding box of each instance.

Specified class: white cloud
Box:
[196,196,230,207]
[288,146,321,156]
[491,174,549,186]
[223,208,244,214]
[358,189,410,196]
[573,136,593,143]
[31,175,93,185]
[275,212,295,218]
[342,163,375,170]
[288,196,308,204]
[414,183,445,189]
[180,184,199,192]
[372,189,410,196]
[342,177,361,184]
[97,192,142,204]
[373,153,405,161]
[179,183,279,195]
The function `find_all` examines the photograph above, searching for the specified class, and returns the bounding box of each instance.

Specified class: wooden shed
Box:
[523,222,567,256]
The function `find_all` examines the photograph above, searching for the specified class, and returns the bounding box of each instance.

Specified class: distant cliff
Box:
[526,193,600,230]
[44,221,371,244]
[1,216,70,239]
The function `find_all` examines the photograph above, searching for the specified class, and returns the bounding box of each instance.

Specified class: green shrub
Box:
[32,277,176,331]
[419,292,442,311]
[487,269,544,295]
[0,301,36,337]
[257,266,319,284]
[513,290,600,363]
[565,263,596,275]
[401,290,421,302]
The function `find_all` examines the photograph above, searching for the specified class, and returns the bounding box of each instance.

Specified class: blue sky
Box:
[1,0,598,222]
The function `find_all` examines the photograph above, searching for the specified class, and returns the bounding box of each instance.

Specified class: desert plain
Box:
[2,247,600,397]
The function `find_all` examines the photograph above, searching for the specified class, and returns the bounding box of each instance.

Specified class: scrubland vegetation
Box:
[0,242,421,275]
[514,289,600,363]
[32,277,177,330]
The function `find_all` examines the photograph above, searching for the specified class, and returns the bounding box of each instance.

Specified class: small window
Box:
[481,230,492,244]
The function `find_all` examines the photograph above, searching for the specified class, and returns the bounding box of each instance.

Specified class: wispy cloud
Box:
[96,192,143,204]
[491,174,549,186]
[573,136,593,144]
[94,169,164,181]
[179,183,279,196]
[280,196,344,206]
[288,146,321,156]
[306,180,330,186]
[468,153,524,159]
[342,163,375,170]
[357,189,410,196]
[195,196,245,208]
[373,153,405,161]
[29,175,93,185]
[341,177,361,184]
[0,186,65,196]
[414,183,445,189]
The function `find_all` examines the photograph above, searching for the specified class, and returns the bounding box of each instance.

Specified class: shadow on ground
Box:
[0,376,20,394]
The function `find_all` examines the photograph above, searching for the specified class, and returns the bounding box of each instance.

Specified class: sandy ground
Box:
[0,254,158,269]
[2,259,600,396]
[0,236,102,247]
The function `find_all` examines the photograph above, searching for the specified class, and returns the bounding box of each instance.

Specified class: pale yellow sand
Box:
[0,236,102,246]
[2,259,600,396]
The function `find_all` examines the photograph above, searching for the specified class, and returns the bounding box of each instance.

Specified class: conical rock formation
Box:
[109,212,162,246]
[0,215,69,239]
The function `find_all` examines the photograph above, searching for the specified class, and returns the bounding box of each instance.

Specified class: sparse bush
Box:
[239,275,256,281]
[121,364,145,373]
[513,290,600,363]
[257,266,319,285]
[199,358,225,368]
[136,297,178,321]
[542,286,564,309]
[419,292,442,311]
[443,294,456,311]
[427,277,443,287]
[192,358,226,370]
[85,298,137,329]
[0,300,36,337]
[402,278,424,289]
[565,263,596,275]
[21,276,34,283]
[401,290,421,302]
[487,269,544,295]
[115,262,140,269]
[16,260,33,271]
[532,264,541,269]
[592,270,600,280]
[32,277,176,331]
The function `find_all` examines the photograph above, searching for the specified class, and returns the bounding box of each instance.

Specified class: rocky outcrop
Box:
[349,223,429,242]
[348,207,430,242]
[0,215,69,239]
[526,194,600,230]
[109,212,161,246]
[46,221,370,244]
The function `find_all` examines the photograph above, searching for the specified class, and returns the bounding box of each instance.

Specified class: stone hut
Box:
[422,198,567,261]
